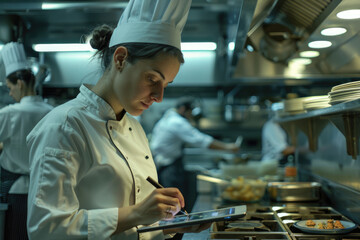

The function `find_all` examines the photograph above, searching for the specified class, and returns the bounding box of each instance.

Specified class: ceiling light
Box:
[181,42,217,51]
[33,43,94,52]
[33,42,217,52]
[308,40,332,49]
[42,2,128,10]
[337,9,360,19]
[290,58,312,65]
[321,27,347,36]
[299,51,320,58]
[228,42,235,51]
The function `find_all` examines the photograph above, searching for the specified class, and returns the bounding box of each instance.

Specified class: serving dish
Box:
[293,219,357,234]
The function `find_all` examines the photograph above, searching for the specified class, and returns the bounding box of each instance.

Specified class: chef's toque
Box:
[1,42,29,77]
[109,0,192,50]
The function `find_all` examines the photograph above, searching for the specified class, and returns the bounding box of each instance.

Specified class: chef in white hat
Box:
[0,42,53,239]
[27,0,210,239]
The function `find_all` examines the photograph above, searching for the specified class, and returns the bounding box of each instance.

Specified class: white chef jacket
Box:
[150,109,213,167]
[26,85,165,240]
[261,119,288,162]
[0,95,53,193]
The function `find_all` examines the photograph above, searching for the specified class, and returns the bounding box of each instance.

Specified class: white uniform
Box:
[27,85,164,240]
[150,109,213,167]
[0,95,53,193]
[261,119,288,162]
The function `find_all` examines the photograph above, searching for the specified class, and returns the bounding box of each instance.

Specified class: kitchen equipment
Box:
[220,176,267,203]
[267,182,321,202]
[210,205,360,240]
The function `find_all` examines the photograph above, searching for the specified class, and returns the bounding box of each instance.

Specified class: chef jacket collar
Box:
[20,95,43,103]
[78,84,118,121]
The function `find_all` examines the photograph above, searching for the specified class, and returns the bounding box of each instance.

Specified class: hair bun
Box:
[90,25,114,51]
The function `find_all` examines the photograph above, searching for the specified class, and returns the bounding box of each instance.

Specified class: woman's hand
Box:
[163,222,212,235]
[135,188,185,224]
[114,187,185,234]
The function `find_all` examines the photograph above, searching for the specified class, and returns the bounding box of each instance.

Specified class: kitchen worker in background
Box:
[26,1,210,239]
[150,96,240,202]
[0,42,53,240]
[261,102,295,163]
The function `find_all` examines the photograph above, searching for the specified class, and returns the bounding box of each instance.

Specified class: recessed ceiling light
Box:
[337,9,360,19]
[308,41,332,49]
[290,58,312,65]
[299,51,320,58]
[321,27,347,36]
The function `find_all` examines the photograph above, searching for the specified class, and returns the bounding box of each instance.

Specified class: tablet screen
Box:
[137,205,246,233]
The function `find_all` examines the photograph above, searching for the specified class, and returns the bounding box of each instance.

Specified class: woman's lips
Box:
[141,102,151,109]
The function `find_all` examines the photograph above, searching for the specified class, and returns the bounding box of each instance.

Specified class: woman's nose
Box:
[151,85,164,103]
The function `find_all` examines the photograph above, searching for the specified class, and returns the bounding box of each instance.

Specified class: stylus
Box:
[146,176,189,216]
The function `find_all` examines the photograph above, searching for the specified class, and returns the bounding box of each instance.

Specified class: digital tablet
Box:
[137,205,246,233]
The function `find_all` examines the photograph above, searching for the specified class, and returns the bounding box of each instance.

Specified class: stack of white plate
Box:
[283,98,305,114]
[283,95,330,114]
[302,96,331,110]
[329,81,360,105]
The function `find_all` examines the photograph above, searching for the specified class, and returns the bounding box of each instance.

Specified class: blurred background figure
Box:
[261,102,295,164]
[150,96,240,207]
[0,42,53,239]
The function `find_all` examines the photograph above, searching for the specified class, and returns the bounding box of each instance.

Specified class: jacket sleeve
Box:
[172,118,213,148]
[0,106,13,141]
[26,121,118,240]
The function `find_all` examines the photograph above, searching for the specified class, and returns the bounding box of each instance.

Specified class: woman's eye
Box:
[148,76,157,84]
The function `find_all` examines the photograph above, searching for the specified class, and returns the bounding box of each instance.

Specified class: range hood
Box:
[228,0,360,81]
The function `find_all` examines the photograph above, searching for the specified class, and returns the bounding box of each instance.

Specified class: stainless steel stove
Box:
[210,206,360,240]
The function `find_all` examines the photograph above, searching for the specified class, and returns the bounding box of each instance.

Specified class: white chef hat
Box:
[1,42,29,77]
[109,0,192,50]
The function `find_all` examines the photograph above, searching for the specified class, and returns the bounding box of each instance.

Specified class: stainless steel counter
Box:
[182,191,360,239]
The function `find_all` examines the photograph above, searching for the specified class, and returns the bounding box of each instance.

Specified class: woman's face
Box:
[6,79,22,102]
[113,51,181,116]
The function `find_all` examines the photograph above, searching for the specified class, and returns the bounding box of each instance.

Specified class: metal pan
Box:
[267,182,321,202]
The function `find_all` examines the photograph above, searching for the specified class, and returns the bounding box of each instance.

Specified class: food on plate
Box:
[334,220,345,229]
[326,219,334,229]
[221,176,266,202]
[305,219,345,229]
[318,223,326,229]
[306,220,316,227]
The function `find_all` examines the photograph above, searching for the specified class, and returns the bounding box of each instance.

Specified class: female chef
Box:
[0,42,53,239]
[26,0,210,239]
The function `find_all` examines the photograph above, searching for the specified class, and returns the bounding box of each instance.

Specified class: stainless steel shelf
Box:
[276,99,360,123]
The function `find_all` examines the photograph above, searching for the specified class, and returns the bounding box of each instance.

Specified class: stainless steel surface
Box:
[184,194,360,239]
[197,174,230,185]
[267,182,321,202]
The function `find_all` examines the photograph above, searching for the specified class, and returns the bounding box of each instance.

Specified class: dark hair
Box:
[89,24,185,72]
[176,96,195,111]
[7,69,35,88]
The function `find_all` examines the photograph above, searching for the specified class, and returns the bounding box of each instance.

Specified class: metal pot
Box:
[267,182,321,202]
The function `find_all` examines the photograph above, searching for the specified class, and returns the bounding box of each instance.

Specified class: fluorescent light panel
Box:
[33,42,217,52]
[299,51,320,58]
[33,43,93,52]
[321,27,347,36]
[181,42,217,51]
[308,40,332,49]
[337,9,360,19]
[290,58,312,65]
[42,2,128,10]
